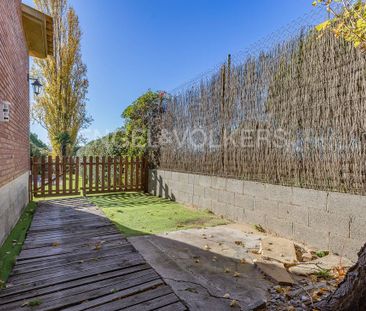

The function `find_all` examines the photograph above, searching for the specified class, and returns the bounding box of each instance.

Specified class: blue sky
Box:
[24,0,320,145]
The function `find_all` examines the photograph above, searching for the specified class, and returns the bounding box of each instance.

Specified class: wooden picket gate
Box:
[30,156,148,198]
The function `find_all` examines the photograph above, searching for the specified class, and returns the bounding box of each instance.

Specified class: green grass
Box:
[316,250,329,258]
[35,175,83,197]
[0,202,36,287]
[315,268,333,279]
[88,193,229,237]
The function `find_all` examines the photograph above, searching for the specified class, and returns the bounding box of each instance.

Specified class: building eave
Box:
[21,4,54,59]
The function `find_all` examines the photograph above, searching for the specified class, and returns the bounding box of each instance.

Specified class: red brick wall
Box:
[0,0,30,188]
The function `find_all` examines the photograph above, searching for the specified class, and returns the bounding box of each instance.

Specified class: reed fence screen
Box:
[30,156,147,197]
[157,29,366,195]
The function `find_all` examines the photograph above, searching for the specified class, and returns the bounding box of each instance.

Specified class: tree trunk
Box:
[316,243,366,311]
[61,144,67,157]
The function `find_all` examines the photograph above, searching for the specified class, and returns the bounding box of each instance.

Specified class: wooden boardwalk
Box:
[0,198,187,311]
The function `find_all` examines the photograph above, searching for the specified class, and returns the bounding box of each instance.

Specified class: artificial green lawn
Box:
[0,202,36,287]
[88,193,229,237]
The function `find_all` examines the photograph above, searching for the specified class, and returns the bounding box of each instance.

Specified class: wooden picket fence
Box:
[30,156,148,198]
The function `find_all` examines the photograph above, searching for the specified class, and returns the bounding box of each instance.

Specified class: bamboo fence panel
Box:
[157,30,366,195]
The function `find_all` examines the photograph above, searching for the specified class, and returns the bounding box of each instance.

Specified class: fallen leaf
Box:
[224,268,231,273]
[230,299,238,307]
[240,258,247,264]
[233,272,240,277]
[21,299,42,307]
[275,286,284,293]
[223,293,230,298]
[185,287,198,293]
[254,224,266,233]
[310,275,318,283]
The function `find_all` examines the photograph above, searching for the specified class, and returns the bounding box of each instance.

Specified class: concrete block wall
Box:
[149,169,366,261]
[0,172,29,246]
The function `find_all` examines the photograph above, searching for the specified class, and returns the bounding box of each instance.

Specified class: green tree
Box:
[30,133,49,157]
[56,131,71,157]
[32,0,92,157]
[313,0,366,50]
[77,129,128,157]
[122,90,166,158]
[77,90,166,160]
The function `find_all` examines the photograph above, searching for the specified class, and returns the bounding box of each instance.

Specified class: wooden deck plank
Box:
[23,227,120,243]
[22,233,123,250]
[0,198,186,311]
[12,246,136,275]
[122,293,180,311]
[64,281,167,311]
[157,301,189,311]
[16,238,129,261]
[2,270,159,311]
[8,253,144,285]
[19,233,126,253]
[22,279,164,311]
[1,258,146,297]
[85,286,175,311]
[0,265,152,306]
[12,243,132,267]
[20,234,126,253]
[12,244,134,269]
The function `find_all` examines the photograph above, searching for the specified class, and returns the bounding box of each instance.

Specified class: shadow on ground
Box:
[84,195,272,310]
[23,196,273,310]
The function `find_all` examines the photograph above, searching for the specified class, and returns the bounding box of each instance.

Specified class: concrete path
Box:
[129,224,272,311]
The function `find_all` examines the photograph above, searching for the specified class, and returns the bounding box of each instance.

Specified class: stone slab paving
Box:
[129,224,272,311]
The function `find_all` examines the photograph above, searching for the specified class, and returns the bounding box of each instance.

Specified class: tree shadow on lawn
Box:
[88,192,175,208]
[87,192,229,238]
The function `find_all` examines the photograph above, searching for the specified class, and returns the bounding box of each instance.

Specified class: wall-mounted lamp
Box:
[28,75,43,96]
